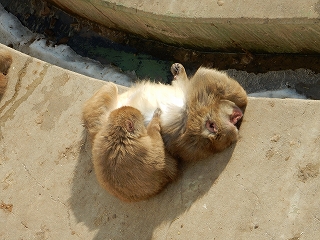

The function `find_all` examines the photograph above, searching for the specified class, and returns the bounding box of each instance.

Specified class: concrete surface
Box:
[1,44,320,240]
[46,0,320,53]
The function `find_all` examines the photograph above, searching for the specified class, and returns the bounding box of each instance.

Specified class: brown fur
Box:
[82,82,119,142]
[0,49,13,96]
[161,63,248,161]
[83,85,178,202]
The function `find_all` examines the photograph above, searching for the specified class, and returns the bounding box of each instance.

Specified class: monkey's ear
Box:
[230,107,243,125]
[125,120,135,132]
[206,120,218,133]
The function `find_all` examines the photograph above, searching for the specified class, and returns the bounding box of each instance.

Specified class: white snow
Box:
[0,4,134,87]
[248,88,306,99]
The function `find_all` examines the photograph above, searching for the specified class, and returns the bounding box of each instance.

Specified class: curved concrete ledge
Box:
[1,44,320,239]
[47,0,320,53]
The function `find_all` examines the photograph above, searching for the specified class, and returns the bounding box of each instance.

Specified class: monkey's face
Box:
[186,99,243,152]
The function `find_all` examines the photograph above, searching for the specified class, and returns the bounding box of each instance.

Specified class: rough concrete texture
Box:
[47,0,320,53]
[1,44,320,240]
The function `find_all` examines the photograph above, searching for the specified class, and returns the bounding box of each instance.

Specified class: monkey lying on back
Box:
[83,84,177,202]
[0,49,13,97]
[116,63,247,161]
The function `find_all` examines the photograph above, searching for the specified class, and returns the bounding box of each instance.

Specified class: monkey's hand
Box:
[153,108,162,118]
[147,108,162,136]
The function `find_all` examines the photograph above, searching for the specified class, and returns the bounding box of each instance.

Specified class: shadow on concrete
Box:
[69,130,236,239]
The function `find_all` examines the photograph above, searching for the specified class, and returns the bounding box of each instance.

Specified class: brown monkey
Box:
[161,63,246,161]
[82,82,119,142]
[115,63,247,162]
[91,106,177,202]
[82,83,178,202]
[0,49,13,96]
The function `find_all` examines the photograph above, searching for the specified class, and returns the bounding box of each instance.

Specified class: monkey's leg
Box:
[163,151,178,181]
[171,63,188,82]
[82,82,118,140]
[148,108,179,181]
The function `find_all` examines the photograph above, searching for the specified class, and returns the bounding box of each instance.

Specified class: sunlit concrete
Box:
[1,45,320,239]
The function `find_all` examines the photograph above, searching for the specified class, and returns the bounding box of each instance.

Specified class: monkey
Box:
[82,82,119,142]
[0,49,13,96]
[92,106,177,202]
[114,63,247,162]
[82,84,178,202]
[161,63,247,161]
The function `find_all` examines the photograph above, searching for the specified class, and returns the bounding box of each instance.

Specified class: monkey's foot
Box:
[171,63,186,79]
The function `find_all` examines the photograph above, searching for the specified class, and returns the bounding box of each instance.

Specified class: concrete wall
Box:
[47,0,320,53]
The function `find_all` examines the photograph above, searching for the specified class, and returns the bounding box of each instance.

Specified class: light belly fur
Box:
[117,82,186,126]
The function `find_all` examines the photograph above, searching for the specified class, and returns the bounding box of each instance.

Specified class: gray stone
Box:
[46,0,320,53]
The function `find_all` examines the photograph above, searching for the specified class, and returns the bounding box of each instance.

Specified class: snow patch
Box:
[248,88,306,99]
[0,4,134,87]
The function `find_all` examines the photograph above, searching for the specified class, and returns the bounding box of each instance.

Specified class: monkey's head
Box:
[108,106,146,136]
[163,65,246,161]
[185,98,243,154]
[176,68,245,161]
[206,99,243,151]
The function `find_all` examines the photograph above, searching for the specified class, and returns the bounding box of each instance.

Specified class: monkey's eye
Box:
[206,120,218,133]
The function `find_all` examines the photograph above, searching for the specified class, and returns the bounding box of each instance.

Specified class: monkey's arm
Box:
[146,108,162,139]
[220,78,248,109]
[82,83,118,140]
[192,68,247,109]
